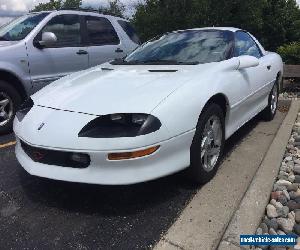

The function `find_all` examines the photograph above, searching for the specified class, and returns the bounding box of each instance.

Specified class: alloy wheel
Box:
[200,115,222,172]
[270,85,278,115]
[0,92,14,127]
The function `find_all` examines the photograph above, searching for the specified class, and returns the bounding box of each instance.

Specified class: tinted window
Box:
[0,13,49,41]
[123,30,234,65]
[118,20,141,44]
[86,16,119,46]
[41,14,81,47]
[234,31,262,58]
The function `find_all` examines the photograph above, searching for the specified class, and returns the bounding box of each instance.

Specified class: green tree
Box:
[132,0,300,50]
[32,0,62,11]
[132,0,195,42]
[277,42,300,64]
[31,0,82,12]
[260,0,300,50]
[63,0,82,9]
[98,0,126,18]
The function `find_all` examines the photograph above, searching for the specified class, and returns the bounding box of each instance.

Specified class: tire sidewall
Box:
[0,80,22,134]
[188,104,225,184]
[270,82,279,118]
[266,81,279,121]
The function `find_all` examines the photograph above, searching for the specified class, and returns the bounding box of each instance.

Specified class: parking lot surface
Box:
[0,101,290,250]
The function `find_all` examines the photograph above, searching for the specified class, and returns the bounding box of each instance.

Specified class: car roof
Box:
[29,11,53,14]
[31,10,127,21]
[174,27,242,33]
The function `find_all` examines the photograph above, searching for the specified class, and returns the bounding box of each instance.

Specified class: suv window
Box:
[85,16,119,46]
[0,13,49,41]
[234,31,262,58]
[117,20,141,45]
[40,14,81,48]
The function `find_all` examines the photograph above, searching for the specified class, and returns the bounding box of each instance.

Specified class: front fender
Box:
[151,79,225,137]
[0,42,32,94]
[150,58,240,137]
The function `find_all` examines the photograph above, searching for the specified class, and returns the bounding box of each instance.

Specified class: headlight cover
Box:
[78,113,161,138]
[16,98,34,122]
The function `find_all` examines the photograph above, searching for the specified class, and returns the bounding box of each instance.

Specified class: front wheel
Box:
[0,80,22,135]
[186,104,225,184]
[261,81,278,121]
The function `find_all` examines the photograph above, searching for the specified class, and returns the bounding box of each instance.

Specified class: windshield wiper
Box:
[142,59,199,65]
[110,58,199,65]
[110,58,144,65]
[0,36,9,41]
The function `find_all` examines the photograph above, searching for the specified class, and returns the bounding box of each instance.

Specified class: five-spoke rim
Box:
[0,92,13,127]
[200,115,222,172]
[270,85,278,114]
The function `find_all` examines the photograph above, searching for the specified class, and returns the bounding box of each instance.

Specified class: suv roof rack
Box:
[59,7,100,13]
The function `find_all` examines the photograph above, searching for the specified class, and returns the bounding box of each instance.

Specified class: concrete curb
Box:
[218,100,300,249]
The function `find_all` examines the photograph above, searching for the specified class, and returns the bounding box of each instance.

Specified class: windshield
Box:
[0,13,49,41]
[117,30,234,65]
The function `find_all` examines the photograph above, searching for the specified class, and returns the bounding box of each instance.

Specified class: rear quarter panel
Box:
[267,52,283,81]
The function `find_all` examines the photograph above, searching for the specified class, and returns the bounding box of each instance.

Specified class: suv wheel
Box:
[0,80,22,134]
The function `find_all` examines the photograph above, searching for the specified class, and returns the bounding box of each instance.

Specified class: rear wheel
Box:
[187,104,225,184]
[261,80,278,121]
[0,80,22,135]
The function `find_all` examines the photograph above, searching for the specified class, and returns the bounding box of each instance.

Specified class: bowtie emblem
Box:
[38,123,45,131]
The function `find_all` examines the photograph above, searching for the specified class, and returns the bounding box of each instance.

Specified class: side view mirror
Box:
[38,32,57,48]
[238,55,259,69]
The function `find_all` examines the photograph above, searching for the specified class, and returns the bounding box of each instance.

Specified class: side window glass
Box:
[234,31,262,58]
[86,16,120,46]
[117,20,141,45]
[41,14,81,48]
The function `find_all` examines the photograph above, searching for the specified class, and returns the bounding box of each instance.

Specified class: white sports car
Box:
[14,27,283,185]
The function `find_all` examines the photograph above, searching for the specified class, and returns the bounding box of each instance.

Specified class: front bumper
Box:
[15,130,195,185]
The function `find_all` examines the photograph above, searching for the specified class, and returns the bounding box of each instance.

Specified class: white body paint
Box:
[14,28,283,185]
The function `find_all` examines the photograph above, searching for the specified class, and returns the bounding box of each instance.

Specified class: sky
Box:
[0,0,300,26]
[0,0,140,25]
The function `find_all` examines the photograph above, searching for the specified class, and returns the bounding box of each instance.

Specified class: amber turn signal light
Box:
[108,145,160,161]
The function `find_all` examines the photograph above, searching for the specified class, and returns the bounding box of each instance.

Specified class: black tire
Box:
[186,103,225,184]
[261,80,279,121]
[0,80,22,135]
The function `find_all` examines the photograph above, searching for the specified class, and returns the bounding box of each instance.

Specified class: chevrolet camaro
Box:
[13,27,283,185]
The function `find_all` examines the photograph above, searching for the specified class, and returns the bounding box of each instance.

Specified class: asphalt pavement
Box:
[0,100,291,250]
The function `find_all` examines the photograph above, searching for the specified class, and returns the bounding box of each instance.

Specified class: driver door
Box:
[27,14,89,92]
[234,31,272,116]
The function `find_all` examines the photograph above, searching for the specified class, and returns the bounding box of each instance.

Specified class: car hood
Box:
[0,41,19,47]
[32,63,212,115]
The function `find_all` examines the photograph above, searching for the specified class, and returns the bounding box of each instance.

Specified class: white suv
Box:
[0,10,140,134]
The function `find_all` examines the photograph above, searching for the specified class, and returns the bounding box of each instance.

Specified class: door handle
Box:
[115,48,124,53]
[76,50,88,55]
[267,65,272,70]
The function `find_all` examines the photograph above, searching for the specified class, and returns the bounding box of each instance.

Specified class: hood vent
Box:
[148,69,178,73]
[101,67,114,71]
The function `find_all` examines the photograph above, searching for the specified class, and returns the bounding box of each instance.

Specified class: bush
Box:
[277,42,300,65]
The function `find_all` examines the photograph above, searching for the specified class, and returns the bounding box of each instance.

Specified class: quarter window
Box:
[117,20,141,45]
[234,31,262,58]
[85,16,120,46]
